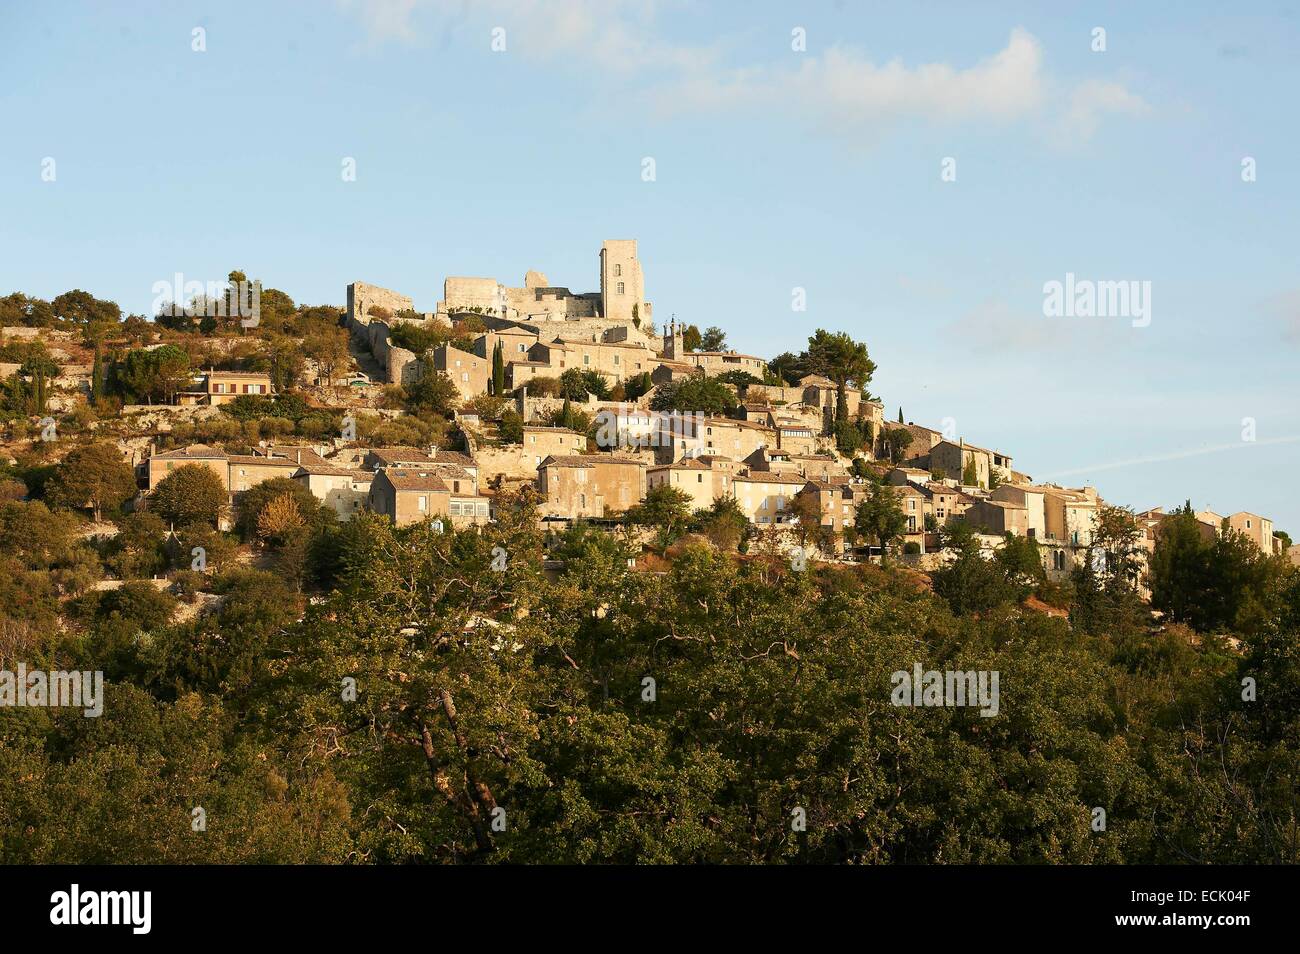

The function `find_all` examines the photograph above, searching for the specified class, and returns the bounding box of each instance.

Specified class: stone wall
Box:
[347,281,414,325]
[344,293,422,386]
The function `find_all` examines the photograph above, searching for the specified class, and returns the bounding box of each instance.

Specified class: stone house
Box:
[929,440,992,490]
[227,446,330,493]
[796,477,872,544]
[431,344,490,399]
[292,464,372,521]
[145,444,231,490]
[645,454,741,510]
[1042,486,1099,548]
[965,498,1029,537]
[536,455,646,519]
[665,416,776,465]
[175,369,274,406]
[731,472,809,526]
[368,468,491,527]
[1226,511,1275,554]
[146,443,328,492]
[991,483,1047,539]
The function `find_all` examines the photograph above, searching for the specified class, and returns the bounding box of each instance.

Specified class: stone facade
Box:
[175,370,274,406]
[537,454,646,519]
[438,240,653,332]
[431,344,490,399]
[347,281,413,325]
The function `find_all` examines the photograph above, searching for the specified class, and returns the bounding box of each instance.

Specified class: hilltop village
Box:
[4,238,1298,868]
[0,240,1292,600]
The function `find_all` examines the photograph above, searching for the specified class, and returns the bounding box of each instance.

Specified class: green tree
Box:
[233,477,327,541]
[649,376,736,415]
[491,340,506,395]
[692,496,751,552]
[802,330,875,423]
[699,326,727,351]
[150,463,228,528]
[853,480,907,564]
[405,369,459,414]
[626,485,694,548]
[682,324,702,352]
[883,427,914,464]
[47,443,138,521]
[558,368,589,401]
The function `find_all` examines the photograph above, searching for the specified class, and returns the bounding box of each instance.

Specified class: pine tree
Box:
[897,407,904,423]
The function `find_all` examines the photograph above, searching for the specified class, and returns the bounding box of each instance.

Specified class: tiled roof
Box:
[733,472,809,486]
[152,444,228,460]
[431,450,476,467]
[384,471,451,492]
[294,465,372,479]
[541,454,644,468]
[368,446,434,465]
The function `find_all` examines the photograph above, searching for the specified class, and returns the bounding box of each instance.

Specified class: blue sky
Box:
[2,1,1298,532]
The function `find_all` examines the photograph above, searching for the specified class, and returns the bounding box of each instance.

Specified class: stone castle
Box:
[436,239,651,328]
[346,240,660,388]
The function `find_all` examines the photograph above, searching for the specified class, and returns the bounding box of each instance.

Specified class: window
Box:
[583,354,590,365]
[418,496,427,512]
[614,264,622,277]
[617,282,625,294]
[697,474,703,483]
[613,355,619,366]
[461,372,469,382]
[1246,519,1252,528]
[908,516,917,531]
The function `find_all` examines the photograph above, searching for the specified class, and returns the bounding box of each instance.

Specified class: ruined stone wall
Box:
[345,295,421,386]
[347,281,414,325]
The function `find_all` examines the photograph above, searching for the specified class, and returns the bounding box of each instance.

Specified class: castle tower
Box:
[599,239,646,323]
[662,316,683,359]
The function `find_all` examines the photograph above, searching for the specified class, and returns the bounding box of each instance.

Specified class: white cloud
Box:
[341,6,1147,143]
[781,28,1047,126]
[339,0,423,45]
[1053,79,1151,144]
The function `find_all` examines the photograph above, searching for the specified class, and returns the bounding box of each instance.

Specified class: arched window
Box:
[614,264,622,277]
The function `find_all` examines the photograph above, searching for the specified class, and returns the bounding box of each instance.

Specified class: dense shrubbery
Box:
[1,485,1296,864]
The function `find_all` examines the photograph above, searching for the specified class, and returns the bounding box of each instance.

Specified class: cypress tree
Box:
[492,340,505,396]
